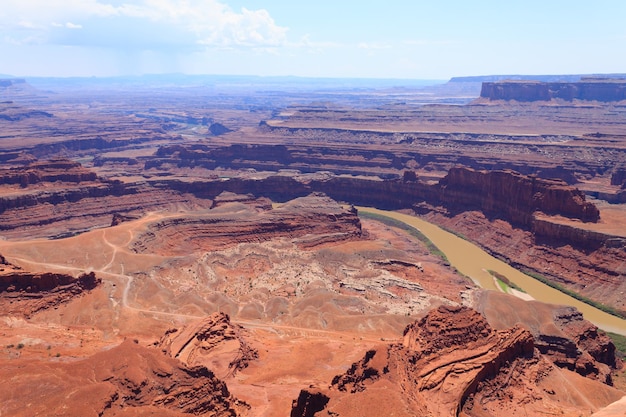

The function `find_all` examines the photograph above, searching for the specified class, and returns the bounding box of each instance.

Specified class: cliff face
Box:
[0,339,247,417]
[478,291,618,385]
[292,305,623,417]
[130,194,363,255]
[611,166,626,188]
[437,167,599,225]
[0,159,97,187]
[480,79,626,102]
[157,312,258,378]
[0,256,100,317]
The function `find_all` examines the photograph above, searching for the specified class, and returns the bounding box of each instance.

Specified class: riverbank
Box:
[357,207,626,336]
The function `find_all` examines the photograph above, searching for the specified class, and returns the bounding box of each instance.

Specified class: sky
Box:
[0,0,625,80]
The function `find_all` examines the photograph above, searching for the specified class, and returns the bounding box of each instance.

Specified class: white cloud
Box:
[0,0,288,48]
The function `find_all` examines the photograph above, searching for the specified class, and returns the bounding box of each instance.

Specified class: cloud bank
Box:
[0,0,288,49]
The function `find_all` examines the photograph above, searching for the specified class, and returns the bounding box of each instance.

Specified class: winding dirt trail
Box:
[1,212,391,344]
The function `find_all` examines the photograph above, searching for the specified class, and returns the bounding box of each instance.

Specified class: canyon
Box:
[1,75,625,416]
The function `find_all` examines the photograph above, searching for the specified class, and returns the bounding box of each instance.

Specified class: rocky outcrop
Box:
[531,217,625,250]
[296,305,623,417]
[0,159,97,187]
[480,79,626,102]
[291,388,330,417]
[611,165,626,188]
[0,256,100,317]
[478,290,619,385]
[209,122,233,135]
[0,339,247,417]
[131,194,362,255]
[327,306,535,415]
[210,191,273,210]
[437,167,600,225]
[553,307,618,370]
[157,312,258,378]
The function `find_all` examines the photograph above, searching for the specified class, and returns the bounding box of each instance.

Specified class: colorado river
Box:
[358,207,626,336]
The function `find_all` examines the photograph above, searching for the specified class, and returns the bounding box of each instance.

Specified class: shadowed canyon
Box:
[1,75,626,416]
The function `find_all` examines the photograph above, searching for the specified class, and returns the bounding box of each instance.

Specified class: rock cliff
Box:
[478,291,618,385]
[157,312,258,378]
[0,255,100,317]
[130,194,362,255]
[0,339,247,417]
[292,305,623,417]
[437,167,600,225]
[479,79,626,102]
[0,159,97,186]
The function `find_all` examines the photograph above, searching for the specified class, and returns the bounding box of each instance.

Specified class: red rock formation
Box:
[478,291,619,384]
[0,256,100,317]
[131,194,362,255]
[0,339,247,417]
[0,158,97,187]
[157,312,258,377]
[293,305,623,417]
[438,167,600,225]
[480,79,626,102]
[611,166,626,188]
[210,191,273,211]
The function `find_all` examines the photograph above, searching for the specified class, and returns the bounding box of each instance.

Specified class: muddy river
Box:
[359,207,626,335]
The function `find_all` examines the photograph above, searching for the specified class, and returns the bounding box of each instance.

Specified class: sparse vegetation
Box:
[523,270,626,319]
[607,332,626,357]
[359,211,449,264]
[16,343,24,349]
[439,225,469,241]
[488,270,526,294]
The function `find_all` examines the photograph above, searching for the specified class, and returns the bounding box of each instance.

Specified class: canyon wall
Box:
[438,167,600,225]
[2,160,621,313]
[0,255,100,317]
[480,79,626,102]
[0,159,97,186]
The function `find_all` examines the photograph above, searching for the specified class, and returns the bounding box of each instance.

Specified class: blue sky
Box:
[1,0,624,79]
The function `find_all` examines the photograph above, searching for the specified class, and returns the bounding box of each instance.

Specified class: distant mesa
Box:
[478,77,626,102]
[0,78,27,88]
[0,78,45,100]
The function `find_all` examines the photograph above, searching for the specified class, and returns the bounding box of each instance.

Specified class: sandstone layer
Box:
[0,338,247,417]
[292,306,624,417]
[0,254,100,317]
[157,312,258,378]
[479,79,626,102]
[130,193,362,255]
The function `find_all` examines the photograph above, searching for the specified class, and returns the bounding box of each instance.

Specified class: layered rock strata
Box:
[480,79,626,102]
[130,194,362,255]
[437,167,600,224]
[0,339,247,417]
[0,158,97,186]
[292,305,623,417]
[477,291,619,384]
[157,312,258,378]
[0,255,100,317]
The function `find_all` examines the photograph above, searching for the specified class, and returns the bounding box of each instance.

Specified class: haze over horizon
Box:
[1,0,625,80]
